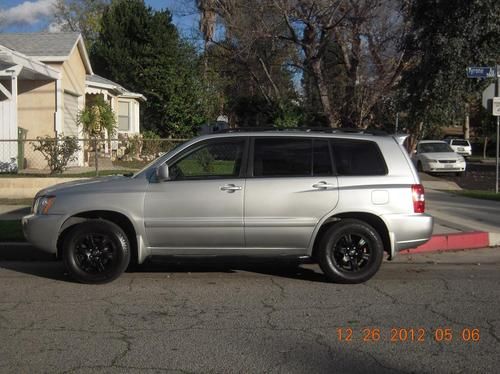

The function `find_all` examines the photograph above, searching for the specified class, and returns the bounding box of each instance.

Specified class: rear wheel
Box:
[317,219,384,284]
[62,220,130,284]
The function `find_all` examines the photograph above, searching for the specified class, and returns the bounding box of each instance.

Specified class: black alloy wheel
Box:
[318,219,384,284]
[63,220,130,284]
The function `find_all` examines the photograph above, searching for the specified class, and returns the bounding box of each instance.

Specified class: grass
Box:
[0,198,32,206]
[454,190,500,202]
[0,220,25,242]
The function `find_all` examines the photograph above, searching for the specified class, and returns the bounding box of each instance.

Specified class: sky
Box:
[0,0,200,39]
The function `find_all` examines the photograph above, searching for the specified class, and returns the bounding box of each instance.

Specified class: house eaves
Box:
[0,45,61,80]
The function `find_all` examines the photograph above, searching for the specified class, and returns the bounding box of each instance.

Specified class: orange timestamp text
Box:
[336,327,480,343]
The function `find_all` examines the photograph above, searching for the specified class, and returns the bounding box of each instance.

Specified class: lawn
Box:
[454,190,500,202]
[0,220,25,242]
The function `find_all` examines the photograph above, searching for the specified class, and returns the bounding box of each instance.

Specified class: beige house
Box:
[0,32,144,170]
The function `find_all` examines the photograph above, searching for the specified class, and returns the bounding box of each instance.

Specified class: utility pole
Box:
[496,65,499,193]
[395,113,399,134]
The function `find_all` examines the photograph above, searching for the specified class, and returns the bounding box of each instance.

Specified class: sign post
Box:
[469,65,499,193]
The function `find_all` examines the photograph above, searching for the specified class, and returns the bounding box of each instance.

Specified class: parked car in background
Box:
[413,140,466,176]
[444,138,472,157]
[23,130,433,285]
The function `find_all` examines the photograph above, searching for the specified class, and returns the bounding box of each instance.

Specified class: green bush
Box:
[31,135,80,174]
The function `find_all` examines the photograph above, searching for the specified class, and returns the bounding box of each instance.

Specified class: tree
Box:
[198,0,410,129]
[53,0,110,50]
[399,0,500,146]
[91,0,207,137]
[77,95,116,137]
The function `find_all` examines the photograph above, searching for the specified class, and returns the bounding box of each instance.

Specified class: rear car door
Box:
[244,137,339,252]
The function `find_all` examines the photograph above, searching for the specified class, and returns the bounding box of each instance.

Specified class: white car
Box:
[444,138,472,157]
[413,140,466,176]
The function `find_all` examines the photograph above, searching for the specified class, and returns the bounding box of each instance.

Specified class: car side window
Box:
[169,140,245,180]
[253,138,333,177]
[331,139,387,176]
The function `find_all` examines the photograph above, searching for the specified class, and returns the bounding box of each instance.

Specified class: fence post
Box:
[94,137,99,177]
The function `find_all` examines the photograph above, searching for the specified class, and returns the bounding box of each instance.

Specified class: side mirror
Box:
[156,164,169,181]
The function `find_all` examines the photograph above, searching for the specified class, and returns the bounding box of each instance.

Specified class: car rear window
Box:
[331,139,387,176]
[452,140,469,146]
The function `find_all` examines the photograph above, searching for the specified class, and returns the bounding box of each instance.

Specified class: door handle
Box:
[312,181,335,189]
[220,184,242,193]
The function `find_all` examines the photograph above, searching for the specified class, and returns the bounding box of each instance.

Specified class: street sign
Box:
[493,98,500,117]
[482,83,495,109]
[466,66,497,78]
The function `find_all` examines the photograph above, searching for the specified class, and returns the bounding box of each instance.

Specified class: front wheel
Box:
[62,220,130,284]
[317,219,384,284]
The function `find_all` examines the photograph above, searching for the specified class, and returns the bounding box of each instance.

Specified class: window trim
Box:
[248,136,335,178]
[165,137,249,181]
[118,100,130,132]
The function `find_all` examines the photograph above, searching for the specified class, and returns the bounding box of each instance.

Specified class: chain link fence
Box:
[0,136,188,176]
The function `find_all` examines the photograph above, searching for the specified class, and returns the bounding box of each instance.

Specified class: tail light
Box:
[412,184,425,213]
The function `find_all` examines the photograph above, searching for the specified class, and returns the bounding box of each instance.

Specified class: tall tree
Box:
[91,0,207,137]
[53,0,109,50]
[400,0,500,146]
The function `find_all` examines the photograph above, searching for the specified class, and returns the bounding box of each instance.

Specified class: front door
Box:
[144,138,247,252]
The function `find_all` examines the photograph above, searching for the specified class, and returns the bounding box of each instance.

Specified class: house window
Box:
[118,101,130,131]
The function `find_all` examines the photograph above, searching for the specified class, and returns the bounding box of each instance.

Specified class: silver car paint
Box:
[23,132,433,262]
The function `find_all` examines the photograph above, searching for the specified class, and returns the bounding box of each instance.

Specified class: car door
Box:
[244,137,339,252]
[144,137,248,252]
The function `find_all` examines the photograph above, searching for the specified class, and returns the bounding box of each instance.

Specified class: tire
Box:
[317,219,384,284]
[417,161,423,172]
[62,220,130,284]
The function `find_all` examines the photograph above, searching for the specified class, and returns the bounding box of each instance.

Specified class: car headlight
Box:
[33,196,56,215]
[458,156,465,162]
[426,159,438,163]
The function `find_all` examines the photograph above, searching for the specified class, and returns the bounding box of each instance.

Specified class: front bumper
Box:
[22,214,65,254]
[383,213,434,257]
[425,162,466,172]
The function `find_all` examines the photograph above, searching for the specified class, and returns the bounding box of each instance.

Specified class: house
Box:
[0,32,144,170]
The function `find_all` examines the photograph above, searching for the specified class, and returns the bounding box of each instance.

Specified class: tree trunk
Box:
[311,59,337,127]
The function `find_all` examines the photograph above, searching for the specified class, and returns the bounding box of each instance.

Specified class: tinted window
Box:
[170,140,244,180]
[253,138,333,177]
[331,140,387,176]
[451,140,469,146]
[314,140,333,176]
[254,138,312,176]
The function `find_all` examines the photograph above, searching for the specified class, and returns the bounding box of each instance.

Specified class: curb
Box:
[401,231,497,255]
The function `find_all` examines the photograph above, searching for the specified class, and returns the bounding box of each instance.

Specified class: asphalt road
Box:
[0,249,499,374]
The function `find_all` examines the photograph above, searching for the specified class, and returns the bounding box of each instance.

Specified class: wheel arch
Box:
[57,210,139,266]
[311,212,391,260]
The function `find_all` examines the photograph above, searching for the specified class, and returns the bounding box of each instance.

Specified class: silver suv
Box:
[23,130,433,284]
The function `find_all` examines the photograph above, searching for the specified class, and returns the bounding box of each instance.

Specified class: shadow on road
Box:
[0,257,329,284]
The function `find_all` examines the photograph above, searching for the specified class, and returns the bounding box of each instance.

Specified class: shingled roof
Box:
[0,32,92,74]
[0,32,81,57]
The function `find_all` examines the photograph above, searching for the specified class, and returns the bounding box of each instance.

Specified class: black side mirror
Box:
[156,164,169,181]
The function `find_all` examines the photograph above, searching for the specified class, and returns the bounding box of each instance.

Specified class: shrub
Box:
[31,135,80,174]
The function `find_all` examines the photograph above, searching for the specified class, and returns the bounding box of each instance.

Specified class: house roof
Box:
[0,44,60,80]
[86,74,146,101]
[0,32,93,74]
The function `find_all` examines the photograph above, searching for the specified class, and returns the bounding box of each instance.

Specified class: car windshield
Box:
[452,140,469,146]
[418,142,454,153]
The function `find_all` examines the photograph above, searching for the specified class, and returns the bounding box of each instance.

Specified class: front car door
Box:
[244,136,339,253]
[144,137,248,254]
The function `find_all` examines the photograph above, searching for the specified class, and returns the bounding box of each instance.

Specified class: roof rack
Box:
[214,127,389,136]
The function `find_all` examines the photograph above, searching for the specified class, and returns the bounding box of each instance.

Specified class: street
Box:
[1,249,499,374]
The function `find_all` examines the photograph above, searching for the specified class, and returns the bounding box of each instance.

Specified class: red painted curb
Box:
[401,231,489,254]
